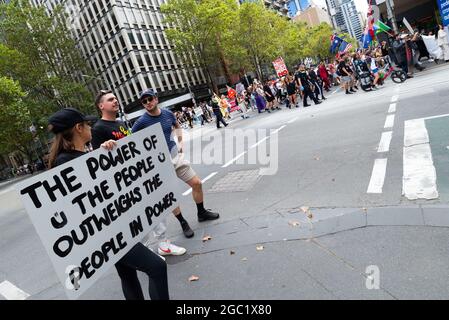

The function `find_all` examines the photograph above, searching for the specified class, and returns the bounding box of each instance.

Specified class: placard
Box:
[16,124,179,299]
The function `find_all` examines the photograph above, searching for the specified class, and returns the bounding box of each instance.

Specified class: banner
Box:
[437,0,449,26]
[272,57,288,78]
[16,124,180,299]
[422,35,443,59]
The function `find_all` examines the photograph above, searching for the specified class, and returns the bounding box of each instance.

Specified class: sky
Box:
[313,0,369,16]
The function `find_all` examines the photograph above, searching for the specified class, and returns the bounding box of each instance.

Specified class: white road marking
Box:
[391,95,398,103]
[367,159,388,194]
[271,125,287,135]
[404,119,429,147]
[287,117,298,124]
[388,103,396,113]
[250,136,269,149]
[222,151,247,168]
[182,172,218,196]
[0,281,30,300]
[384,114,395,129]
[403,119,438,200]
[378,131,393,153]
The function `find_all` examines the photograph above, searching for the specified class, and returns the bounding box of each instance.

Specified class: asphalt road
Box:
[1,61,449,300]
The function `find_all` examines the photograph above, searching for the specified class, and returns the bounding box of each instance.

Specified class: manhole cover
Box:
[208,170,261,193]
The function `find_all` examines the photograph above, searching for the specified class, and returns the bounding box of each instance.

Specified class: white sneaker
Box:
[158,241,186,256]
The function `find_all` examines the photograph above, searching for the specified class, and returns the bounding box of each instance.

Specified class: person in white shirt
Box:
[437,24,449,62]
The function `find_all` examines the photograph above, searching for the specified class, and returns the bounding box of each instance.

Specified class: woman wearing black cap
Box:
[47,107,170,300]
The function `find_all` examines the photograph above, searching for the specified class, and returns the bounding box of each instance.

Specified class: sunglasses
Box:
[142,96,156,105]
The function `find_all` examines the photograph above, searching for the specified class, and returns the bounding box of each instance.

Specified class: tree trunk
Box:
[215,34,232,84]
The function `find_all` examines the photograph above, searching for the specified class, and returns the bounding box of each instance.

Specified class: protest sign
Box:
[16,124,179,299]
[272,57,288,78]
[422,35,443,59]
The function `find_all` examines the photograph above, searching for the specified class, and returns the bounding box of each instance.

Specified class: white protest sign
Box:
[403,17,414,35]
[194,107,203,116]
[422,35,443,59]
[16,124,179,300]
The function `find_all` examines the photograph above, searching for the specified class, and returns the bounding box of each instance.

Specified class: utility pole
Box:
[385,0,398,34]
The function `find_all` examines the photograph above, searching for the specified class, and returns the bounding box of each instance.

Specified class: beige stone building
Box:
[292,5,332,27]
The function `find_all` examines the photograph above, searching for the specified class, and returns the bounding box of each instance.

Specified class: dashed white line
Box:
[388,103,396,114]
[367,159,388,194]
[0,281,30,300]
[182,172,218,196]
[391,95,398,103]
[287,117,298,124]
[378,131,393,153]
[250,136,270,149]
[384,114,395,129]
[222,151,247,168]
[271,125,287,135]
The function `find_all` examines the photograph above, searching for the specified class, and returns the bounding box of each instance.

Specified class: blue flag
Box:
[330,36,343,54]
[360,32,372,49]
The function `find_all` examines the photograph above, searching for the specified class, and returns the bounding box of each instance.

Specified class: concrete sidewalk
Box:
[157,205,449,300]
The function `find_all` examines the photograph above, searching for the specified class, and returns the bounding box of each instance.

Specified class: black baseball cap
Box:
[48,108,97,134]
[139,89,157,101]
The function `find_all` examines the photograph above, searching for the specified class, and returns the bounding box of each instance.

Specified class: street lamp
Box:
[81,74,131,129]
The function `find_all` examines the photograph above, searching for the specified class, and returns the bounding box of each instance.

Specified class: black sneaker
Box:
[181,220,194,238]
[198,209,220,222]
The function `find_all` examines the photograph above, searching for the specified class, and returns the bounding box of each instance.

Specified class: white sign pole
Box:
[16,124,180,299]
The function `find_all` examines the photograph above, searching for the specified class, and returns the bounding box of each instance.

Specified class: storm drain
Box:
[208,169,261,193]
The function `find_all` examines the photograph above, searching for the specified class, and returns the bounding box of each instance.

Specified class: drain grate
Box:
[208,169,261,193]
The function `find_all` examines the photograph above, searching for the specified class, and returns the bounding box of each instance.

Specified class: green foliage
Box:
[161,0,238,87]
[0,77,34,156]
[0,0,94,160]
[162,0,358,83]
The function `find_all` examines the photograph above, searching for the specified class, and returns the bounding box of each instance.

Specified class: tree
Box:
[232,2,285,80]
[161,0,238,92]
[0,1,94,123]
[0,77,35,161]
[0,0,94,160]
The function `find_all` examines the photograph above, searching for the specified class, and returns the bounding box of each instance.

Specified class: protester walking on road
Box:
[212,94,229,128]
[318,61,331,92]
[48,107,170,300]
[296,64,321,107]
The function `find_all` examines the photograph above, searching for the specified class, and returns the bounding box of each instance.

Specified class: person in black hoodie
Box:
[47,107,169,300]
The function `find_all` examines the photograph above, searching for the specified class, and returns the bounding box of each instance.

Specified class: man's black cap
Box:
[139,88,157,100]
[48,108,97,134]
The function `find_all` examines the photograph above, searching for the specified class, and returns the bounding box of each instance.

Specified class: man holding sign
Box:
[91,90,191,256]
[18,107,171,300]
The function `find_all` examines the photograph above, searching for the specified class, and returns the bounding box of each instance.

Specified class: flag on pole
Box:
[330,36,343,54]
[374,20,391,34]
[360,32,372,49]
[338,41,352,54]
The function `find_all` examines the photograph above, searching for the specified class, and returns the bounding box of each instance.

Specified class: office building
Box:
[30,0,210,118]
[326,0,364,39]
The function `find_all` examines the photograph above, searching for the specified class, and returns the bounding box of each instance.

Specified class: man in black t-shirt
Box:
[295,64,321,107]
[91,90,195,251]
[337,57,354,95]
